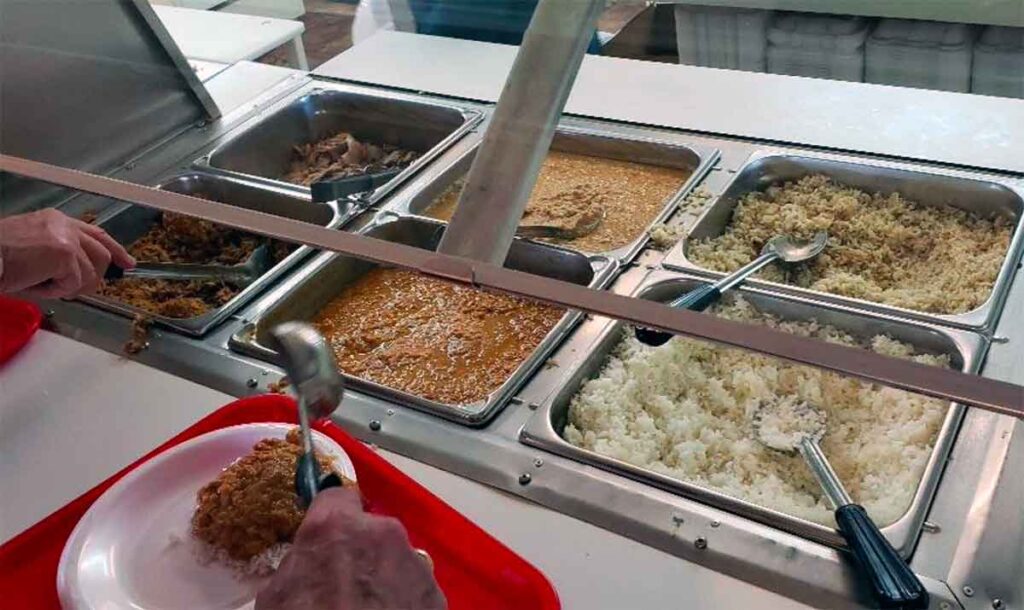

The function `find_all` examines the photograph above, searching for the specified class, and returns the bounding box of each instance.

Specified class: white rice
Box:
[564,296,950,527]
[186,531,291,578]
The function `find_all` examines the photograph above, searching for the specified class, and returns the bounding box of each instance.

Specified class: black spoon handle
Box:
[835,504,929,609]
[634,284,722,347]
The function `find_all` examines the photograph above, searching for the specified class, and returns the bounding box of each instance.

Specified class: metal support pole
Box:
[436,0,604,264]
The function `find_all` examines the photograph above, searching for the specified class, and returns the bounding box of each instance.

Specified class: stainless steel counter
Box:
[31,65,1024,610]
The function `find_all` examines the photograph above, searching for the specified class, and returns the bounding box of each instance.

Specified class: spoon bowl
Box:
[762,231,829,263]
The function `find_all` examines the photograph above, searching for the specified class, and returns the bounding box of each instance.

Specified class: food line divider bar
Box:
[2,153,1021,418]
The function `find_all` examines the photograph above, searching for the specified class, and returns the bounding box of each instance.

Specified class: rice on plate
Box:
[564,297,950,527]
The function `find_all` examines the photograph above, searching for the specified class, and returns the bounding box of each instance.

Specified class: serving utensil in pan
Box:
[635,232,828,346]
[516,207,606,241]
[104,244,272,287]
[310,167,403,203]
[752,397,929,609]
[267,322,346,508]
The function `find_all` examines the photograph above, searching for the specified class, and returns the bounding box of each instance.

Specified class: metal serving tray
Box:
[383,124,718,266]
[663,152,1024,332]
[81,171,342,336]
[199,85,482,203]
[520,270,987,556]
[230,215,618,426]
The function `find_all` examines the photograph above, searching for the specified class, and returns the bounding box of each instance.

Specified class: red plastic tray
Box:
[0,395,560,610]
[0,296,42,366]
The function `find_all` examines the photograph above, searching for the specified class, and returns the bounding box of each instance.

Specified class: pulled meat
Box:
[281,131,420,186]
[98,211,293,319]
[191,429,350,562]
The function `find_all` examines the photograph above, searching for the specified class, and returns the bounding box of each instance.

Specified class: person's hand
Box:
[255,487,446,610]
[0,209,135,298]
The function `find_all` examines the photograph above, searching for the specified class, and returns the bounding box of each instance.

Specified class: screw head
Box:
[992,599,1005,610]
[694,537,707,550]
[963,586,975,597]
[710,520,720,528]
[518,473,532,485]
[45,309,55,318]
[533,458,544,468]
[246,378,258,388]
[368,420,382,432]
[386,409,395,417]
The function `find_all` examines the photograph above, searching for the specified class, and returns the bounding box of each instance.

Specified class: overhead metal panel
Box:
[0,0,218,215]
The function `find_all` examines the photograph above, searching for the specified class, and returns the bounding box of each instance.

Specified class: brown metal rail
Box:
[2,153,1021,418]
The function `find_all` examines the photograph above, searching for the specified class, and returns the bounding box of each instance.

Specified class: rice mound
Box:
[564,297,950,527]
[687,175,1014,314]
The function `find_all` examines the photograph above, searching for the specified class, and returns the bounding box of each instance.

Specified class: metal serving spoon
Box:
[268,322,346,509]
[104,243,273,287]
[516,207,605,241]
[635,232,828,346]
[751,398,928,610]
[267,322,436,571]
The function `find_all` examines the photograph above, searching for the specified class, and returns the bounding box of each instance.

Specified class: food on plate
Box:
[282,131,420,186]
[191,428,353,573]
[98,212,293,318]
[688,175,1014,314]
[564,297,950,527]
[424,151,689,252]
[311,268,564,405]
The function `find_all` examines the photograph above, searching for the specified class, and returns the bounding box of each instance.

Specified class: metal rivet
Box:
[922,521,941,533]
[939,602,952,610]
[261,370,269,376]
[533,458,544,468]
[246,378,258,388]
[45,309,55,318]
[694,537,707,550]
[386,409,395,417]
[369,420,382,432]
[528,402,540,411]
[710,520,720,528]
[963,586,975,597]
[518,473,532,485]
[992,599,1005,610]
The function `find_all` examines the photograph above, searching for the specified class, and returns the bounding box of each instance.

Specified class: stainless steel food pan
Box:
[200,85,482,203]
[230,216,618,426]
[383,123,718,266]
[520,271,986,556]
[81,171,341,336]
[662,151,1024,331]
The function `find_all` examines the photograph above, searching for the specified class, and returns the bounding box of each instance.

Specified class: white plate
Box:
[57,423,357,610]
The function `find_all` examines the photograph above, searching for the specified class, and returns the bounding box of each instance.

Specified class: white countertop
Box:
[153,5,303,65]
[315,31,1024,175]
[0,331,807,609]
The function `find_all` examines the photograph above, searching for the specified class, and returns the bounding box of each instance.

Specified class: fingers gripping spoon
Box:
[635,232,828,347]
[268,322,346,509]
[751,398,929,609]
